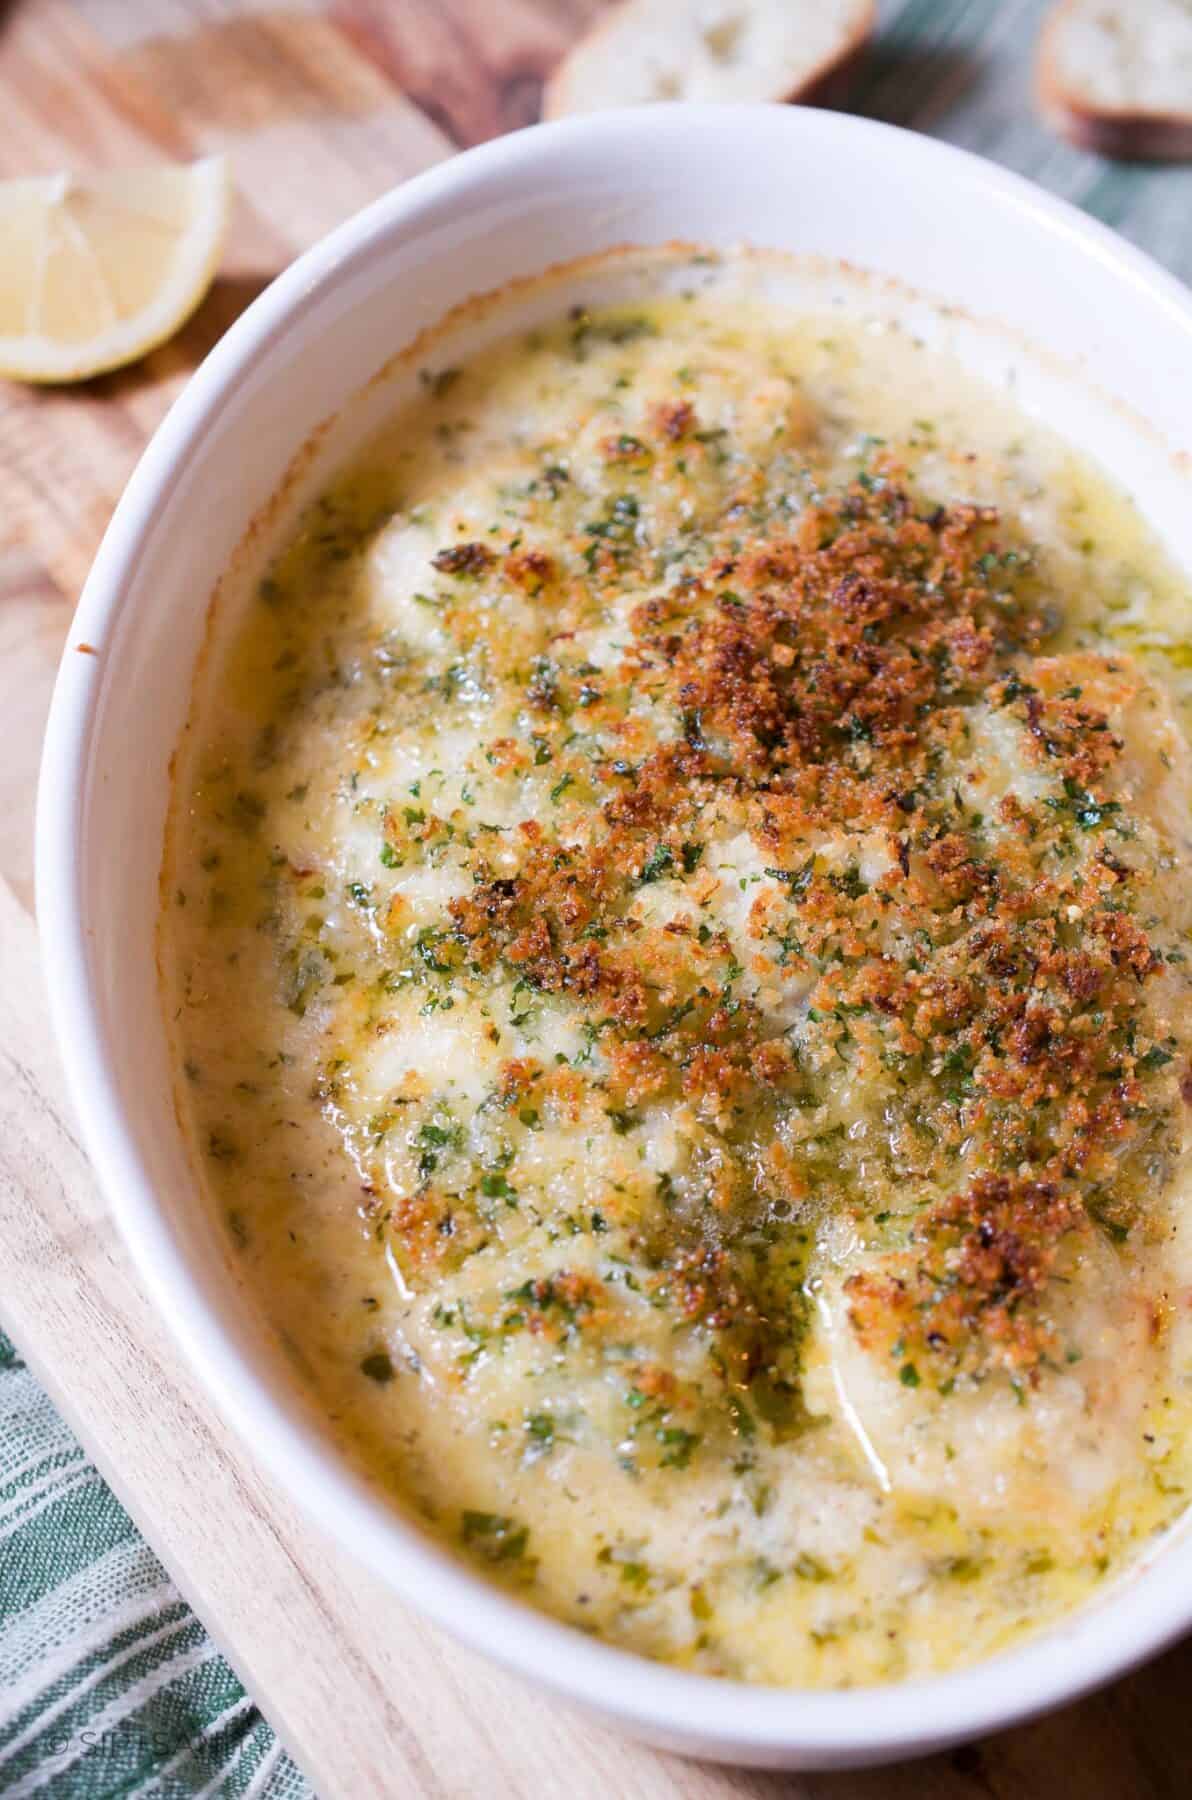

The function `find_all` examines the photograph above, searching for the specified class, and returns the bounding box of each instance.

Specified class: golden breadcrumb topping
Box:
[166,264,1192,1687]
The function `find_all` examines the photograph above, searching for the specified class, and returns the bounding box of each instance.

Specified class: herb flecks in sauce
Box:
[164,254,1192,1688]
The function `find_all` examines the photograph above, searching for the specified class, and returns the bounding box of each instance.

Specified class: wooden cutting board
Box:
[3,2,1192,1794]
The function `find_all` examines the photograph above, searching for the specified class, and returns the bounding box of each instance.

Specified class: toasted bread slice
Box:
[1038,0,1192,161]
[543,0,875,119]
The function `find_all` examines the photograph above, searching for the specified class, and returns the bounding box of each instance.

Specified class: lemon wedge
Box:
[0,157,231,383]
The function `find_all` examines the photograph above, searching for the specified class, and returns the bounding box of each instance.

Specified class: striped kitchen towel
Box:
[0,1334,311,1800]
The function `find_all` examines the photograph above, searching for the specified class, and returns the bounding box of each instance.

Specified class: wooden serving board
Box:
[3,2,1192,1793]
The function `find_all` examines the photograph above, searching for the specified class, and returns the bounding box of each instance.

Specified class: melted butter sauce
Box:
[162,252,1192,1687]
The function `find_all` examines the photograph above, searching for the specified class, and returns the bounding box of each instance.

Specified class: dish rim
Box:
[35,103,1192,1766]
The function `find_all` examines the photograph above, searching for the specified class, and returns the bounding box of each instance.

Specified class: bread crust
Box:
[1037,0,1192,163]
[543,0,876,121]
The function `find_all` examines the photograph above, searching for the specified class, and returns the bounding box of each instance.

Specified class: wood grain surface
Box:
[3,1,1192,1794]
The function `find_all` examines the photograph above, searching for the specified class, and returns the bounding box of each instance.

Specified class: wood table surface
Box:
[3,1,1192,1794]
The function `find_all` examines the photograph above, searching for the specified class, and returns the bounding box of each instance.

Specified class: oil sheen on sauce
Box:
[162,251,1192,1687]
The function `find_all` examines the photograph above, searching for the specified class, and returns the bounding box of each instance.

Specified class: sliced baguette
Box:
[1038,0,1192,161]
[543,0,875,119]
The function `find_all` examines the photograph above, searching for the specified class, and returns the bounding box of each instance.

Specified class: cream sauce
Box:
[162,251,1192,1687]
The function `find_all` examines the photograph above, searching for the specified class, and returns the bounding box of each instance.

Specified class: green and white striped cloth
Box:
[4,3,1192,1793]
[0,1336,310,1799]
